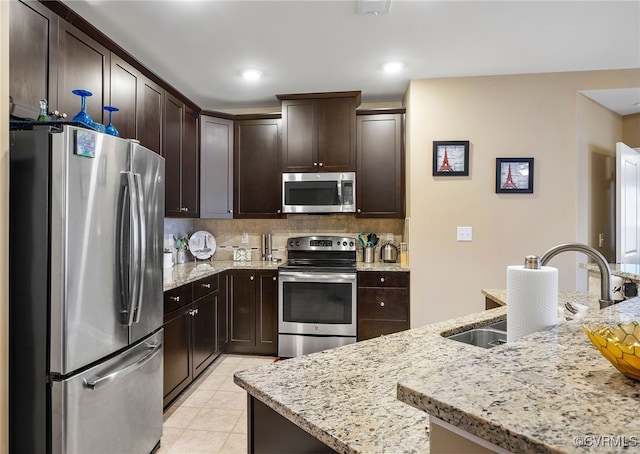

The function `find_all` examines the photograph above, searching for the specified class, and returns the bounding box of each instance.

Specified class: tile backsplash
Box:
[164,216,405,263]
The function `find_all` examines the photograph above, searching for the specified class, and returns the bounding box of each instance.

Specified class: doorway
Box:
[616,142,640,264]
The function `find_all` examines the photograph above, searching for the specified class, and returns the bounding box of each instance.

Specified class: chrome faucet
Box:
[540,242,614,309]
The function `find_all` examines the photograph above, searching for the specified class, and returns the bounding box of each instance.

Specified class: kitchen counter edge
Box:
[164,260,409,292]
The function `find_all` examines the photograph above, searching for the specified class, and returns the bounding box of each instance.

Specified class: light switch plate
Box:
[242,232,249,244]
[457,226,472,242]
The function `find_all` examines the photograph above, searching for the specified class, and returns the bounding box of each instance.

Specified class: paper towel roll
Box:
[506,265,558,343]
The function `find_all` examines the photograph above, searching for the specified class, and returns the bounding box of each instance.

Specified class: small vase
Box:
[177,249,186,264]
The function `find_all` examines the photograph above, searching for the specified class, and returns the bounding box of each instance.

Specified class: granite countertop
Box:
[163,260,409,291]
[581,262,640,282]
[399,293,640,453]
[234,290,640,453]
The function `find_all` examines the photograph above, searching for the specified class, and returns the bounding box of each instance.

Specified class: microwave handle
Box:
[337,180,343,205]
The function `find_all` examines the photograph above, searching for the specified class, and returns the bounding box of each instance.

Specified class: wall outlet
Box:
[457,226,472,242]
[242,232,249,244]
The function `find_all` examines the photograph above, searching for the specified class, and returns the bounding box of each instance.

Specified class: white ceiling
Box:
[62,0,640,114]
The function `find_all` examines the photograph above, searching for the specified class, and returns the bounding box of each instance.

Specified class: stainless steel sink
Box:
[446,327,507,349]
[488,319,507,332]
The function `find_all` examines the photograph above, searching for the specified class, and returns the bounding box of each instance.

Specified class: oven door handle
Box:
[278,271,356,281]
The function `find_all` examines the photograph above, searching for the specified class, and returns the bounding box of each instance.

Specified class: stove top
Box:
[281,236,357,272]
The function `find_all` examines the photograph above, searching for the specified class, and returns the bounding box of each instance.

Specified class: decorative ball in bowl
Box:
[583,321,640,381]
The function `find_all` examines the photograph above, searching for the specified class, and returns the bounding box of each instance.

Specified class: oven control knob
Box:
[342,241,347,246]
[295,241,300,246]
[349,241,354,247]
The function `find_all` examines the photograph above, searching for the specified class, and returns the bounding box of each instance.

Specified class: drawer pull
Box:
[380,277,385,283]
[202,283,211,289]
[188,309,199,316]
[380,301,385,307]
[170,296,180,302]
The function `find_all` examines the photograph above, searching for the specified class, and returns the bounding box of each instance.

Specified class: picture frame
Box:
[495,158,534,194]
[432,141,470,176]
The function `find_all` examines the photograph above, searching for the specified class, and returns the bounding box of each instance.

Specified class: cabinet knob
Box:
[273,276,277,281]
[277,209,281,214]
[313,162,318,167]
[380,277,385,283]
[228,209,233,213]
[319,162,324,167]
[170,296,180,302]
[202,283,211,289]
[357,208,362,213]
[250,275,254,281]
[180,207,189,212]
[380,301,385,307]
[194,309,199,315]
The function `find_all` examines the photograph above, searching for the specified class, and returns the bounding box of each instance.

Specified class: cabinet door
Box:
[109,55,139,141]
[218,272,229,352]
[227,270,256,353]
[164,92,184,216]
[255,272,278,355]
[9,0,58,120]
[57,21,110,126]
[281,100,317,172]
[356,113,405,218]
[181,105,199,217]
[163,308,191,407]
[317,98,356,172]
[200,116,234,219]
[234,119,282,218]
[138,78,163,155]
[192,293,218,377]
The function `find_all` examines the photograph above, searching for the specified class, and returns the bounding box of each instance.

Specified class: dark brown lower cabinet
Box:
[357,271,410,341]
[163,274,220,407]
[226,270,278,355]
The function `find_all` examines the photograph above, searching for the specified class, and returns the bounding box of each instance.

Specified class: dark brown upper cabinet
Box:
[137,78,164,154]
[57,20,110,126]
[9,1,58,120]
[356,111,406,218]
[164,94,199,218]
[109,55,139,141]
[278,92,360,173]
[234,118,282,218]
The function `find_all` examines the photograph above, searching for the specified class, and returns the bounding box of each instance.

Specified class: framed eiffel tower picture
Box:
[432,141,470,176]
[496,158,534,194]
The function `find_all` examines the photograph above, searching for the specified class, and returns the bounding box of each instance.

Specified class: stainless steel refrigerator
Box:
[9,124,165,453]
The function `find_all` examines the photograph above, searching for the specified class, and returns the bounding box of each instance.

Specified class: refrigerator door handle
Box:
[82,342,162,390]
[126,171,141,327]
[133,172,146,324]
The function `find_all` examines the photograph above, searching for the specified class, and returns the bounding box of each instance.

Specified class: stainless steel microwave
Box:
[282,172,355,214]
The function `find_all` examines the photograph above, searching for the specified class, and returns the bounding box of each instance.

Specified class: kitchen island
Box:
[234,290,640,453]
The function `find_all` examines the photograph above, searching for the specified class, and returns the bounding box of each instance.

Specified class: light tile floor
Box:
[159,354,276,454]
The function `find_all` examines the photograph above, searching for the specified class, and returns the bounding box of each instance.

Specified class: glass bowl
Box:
[583,321,640,381]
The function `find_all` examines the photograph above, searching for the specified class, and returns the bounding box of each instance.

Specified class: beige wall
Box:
[406,69,640,327]
[576,94,623,264]
[623,113,640,147]
[1,1,9,450]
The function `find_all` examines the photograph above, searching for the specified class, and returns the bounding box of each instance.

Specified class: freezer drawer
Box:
[51,330,163,454]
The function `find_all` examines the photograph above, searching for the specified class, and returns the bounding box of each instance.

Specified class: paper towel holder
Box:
[524,255,540,269]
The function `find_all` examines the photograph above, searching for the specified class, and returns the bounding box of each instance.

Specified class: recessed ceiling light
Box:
[242,69,262,81]
[383,62,403,74]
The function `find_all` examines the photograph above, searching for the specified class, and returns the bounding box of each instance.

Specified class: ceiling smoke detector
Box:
[357,0,392,16]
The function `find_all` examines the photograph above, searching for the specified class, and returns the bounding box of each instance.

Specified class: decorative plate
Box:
[188,231,216,260]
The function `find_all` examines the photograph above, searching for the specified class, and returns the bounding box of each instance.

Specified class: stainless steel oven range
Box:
[278,236,357,357]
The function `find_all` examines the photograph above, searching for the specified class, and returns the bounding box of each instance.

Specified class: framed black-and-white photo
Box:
[496,158,534,194]
[432,141,469,176]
